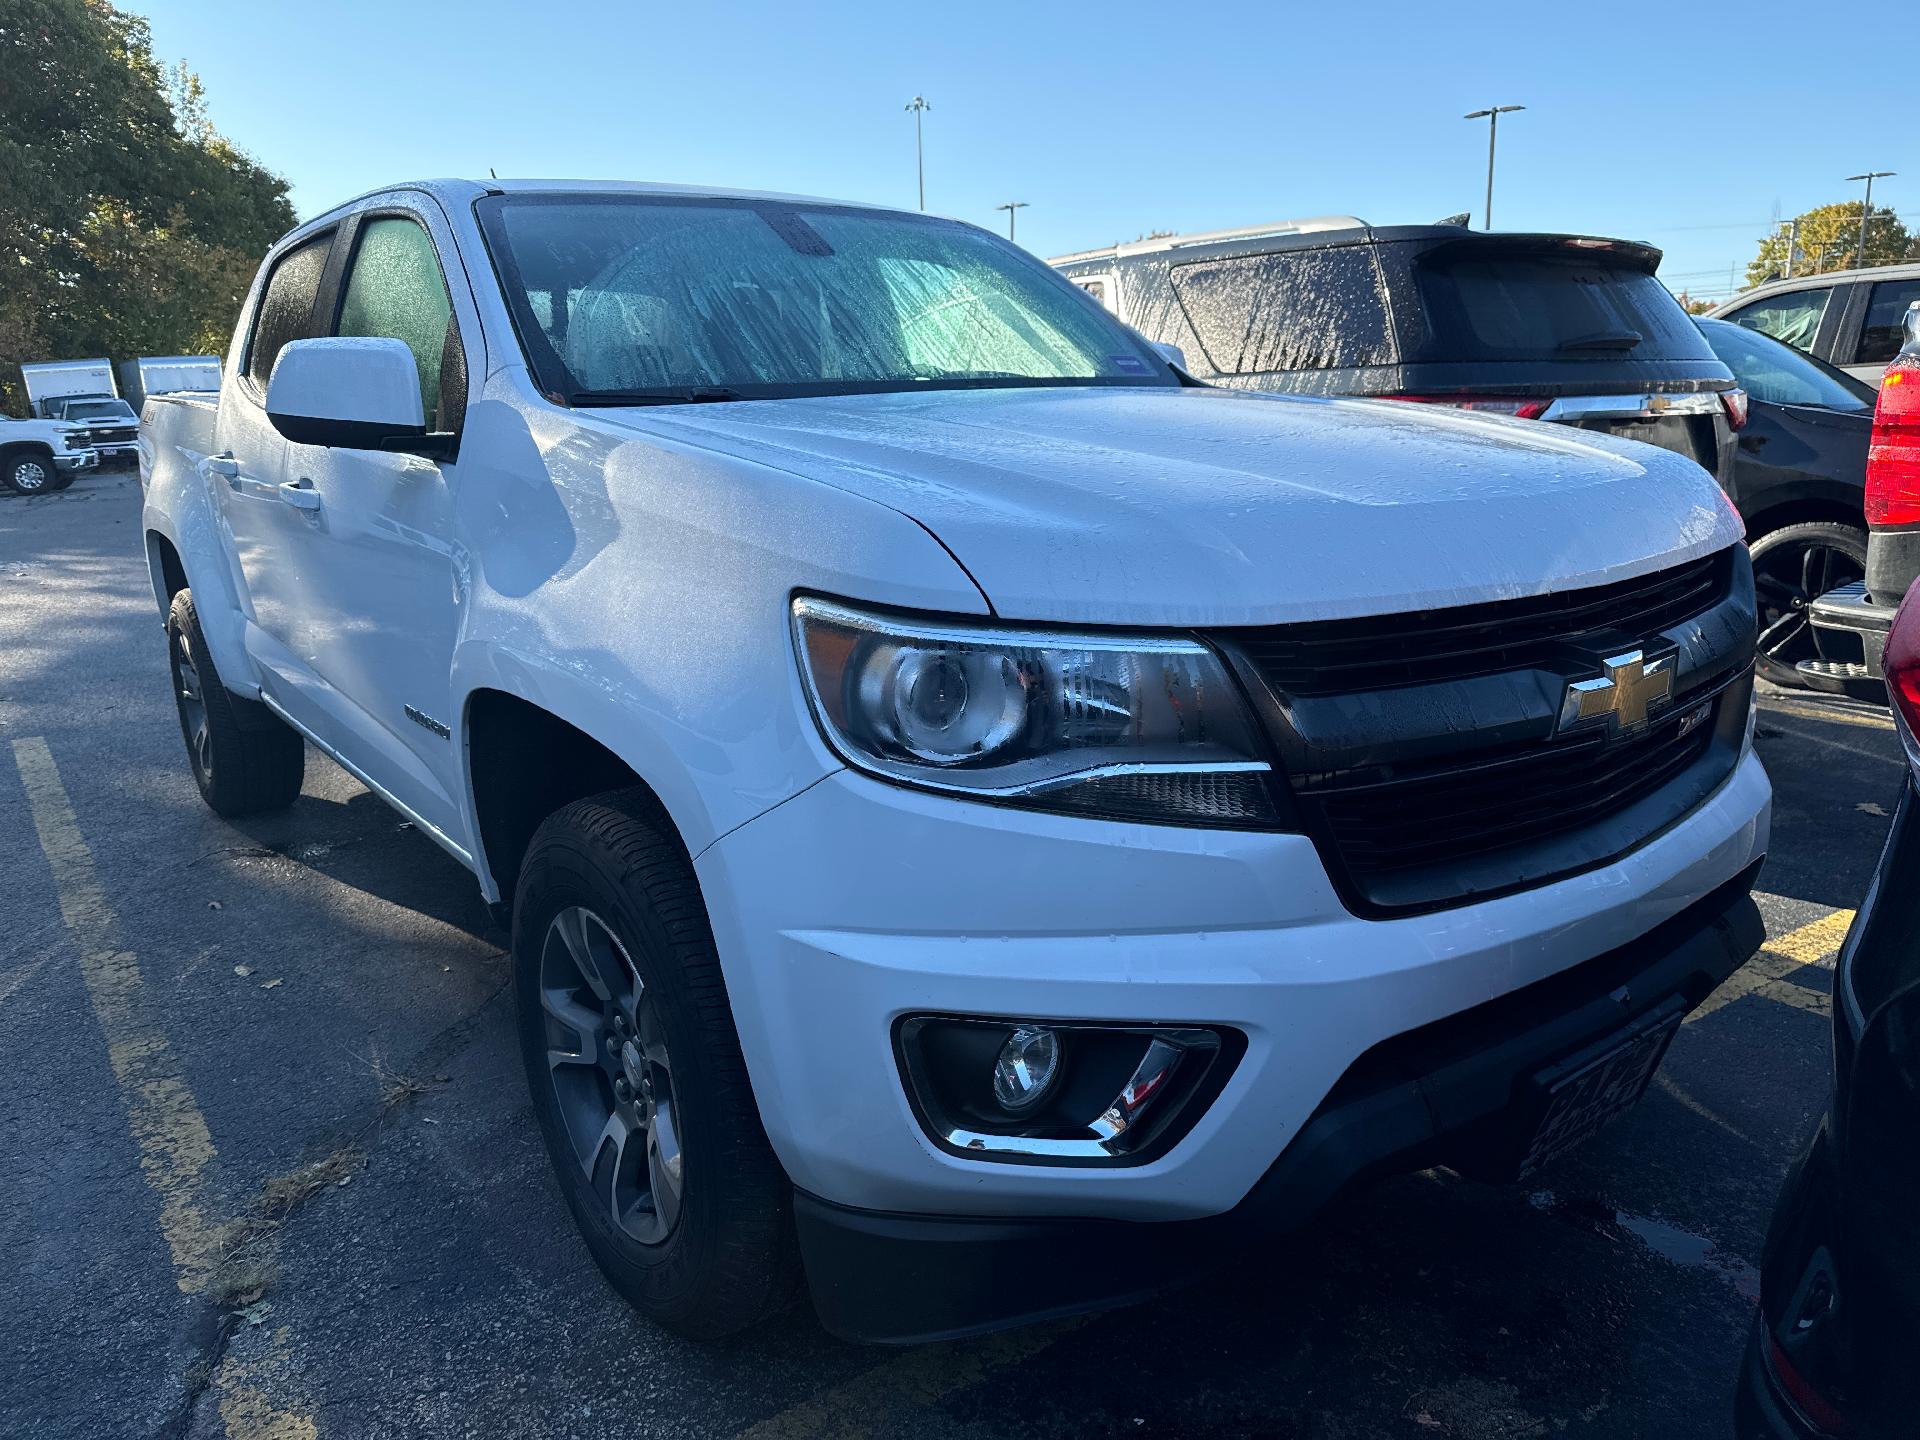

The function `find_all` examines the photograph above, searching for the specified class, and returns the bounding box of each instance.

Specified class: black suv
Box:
[1052,220,1743,487]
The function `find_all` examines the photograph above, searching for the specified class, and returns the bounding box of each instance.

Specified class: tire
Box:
[47,468,77,492]
[166,589,306,816]
[1749,520,1869,687]
[513,791,797,1339]
[3,450,57,495]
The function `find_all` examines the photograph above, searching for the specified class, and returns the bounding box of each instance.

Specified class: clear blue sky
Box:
[142,0,1909,305]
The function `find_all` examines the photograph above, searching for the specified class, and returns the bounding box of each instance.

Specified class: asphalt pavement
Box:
[1,467,1907,1440]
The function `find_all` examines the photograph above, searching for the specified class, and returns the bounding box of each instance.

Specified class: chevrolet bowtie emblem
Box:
[1558,648,1676,737]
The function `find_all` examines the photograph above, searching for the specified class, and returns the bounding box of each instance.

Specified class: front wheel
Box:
[167,589,306,816]
[513,791,797,1339]
[3,451,56,494]
[1749,520,1869,687]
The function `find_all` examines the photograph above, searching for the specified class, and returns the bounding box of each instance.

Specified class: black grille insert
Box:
[1223,550,1730,697]
[1296,701,1720,877]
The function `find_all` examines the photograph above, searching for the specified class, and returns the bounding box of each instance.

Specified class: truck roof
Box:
[293,177,905,238]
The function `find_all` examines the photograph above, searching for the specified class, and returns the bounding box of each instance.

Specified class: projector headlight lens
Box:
[791,597,1277,824]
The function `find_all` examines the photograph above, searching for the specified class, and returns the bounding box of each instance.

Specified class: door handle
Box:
[278,481,322,511]
[204,453,240,481]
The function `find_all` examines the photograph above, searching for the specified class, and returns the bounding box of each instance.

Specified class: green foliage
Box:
[0,0,294,413]
[1747,201,1916,287]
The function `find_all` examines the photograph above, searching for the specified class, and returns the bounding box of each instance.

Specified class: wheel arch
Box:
[1,442,56,485]
[1740,488,1868,546]
[146,529,190,615]
[462,685,696,910]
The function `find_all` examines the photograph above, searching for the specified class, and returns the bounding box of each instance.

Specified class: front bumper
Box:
[698,747,1769,1223]
[797,860,1764,1340]
[52,450,98,472]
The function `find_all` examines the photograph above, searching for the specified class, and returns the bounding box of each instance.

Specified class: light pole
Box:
[905,95,931,211]
[1463,104,1524,231]
[995,201,1028,241]
[1845,170,1896,269]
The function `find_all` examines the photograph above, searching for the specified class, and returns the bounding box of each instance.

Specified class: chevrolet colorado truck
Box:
[140,179,1771,1343]
[1,414,98,493]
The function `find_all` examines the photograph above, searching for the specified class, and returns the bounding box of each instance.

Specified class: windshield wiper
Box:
[570,387,744,407]
[1557,331,1643,353]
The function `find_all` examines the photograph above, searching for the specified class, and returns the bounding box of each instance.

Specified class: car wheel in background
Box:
[512,791,798,1339]
[1749,520,1869,687]
[3,451,56,494]
[166,589,307,815]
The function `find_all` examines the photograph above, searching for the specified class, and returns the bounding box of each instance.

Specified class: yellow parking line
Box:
[1687,907,1854,1025]
[13,737,318,1440]
[734,1319,1085,1440]
[13,736,224,1289]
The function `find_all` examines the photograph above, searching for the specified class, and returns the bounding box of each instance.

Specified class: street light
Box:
[995,201,1028,241]
[1845,171,1896,269]
[905,95,931,211]
[1463,104,1525,231]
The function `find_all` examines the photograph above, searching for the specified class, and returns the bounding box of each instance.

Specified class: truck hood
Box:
[605,385,1743,626]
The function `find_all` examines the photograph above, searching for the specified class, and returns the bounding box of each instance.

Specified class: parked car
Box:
[1735,589,1920,1439]
[1051,220,1745,489]
[0,414,99,493]
[142,179,1771,1343]
[1711,262,1920,389]
[1801,303,1920,695]
[54,395,141,467]
[20,357,118,419]
[117,355,222,410]
[1695,318,1876,688]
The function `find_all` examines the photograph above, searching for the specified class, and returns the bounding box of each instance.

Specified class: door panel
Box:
[214,231,333,672]
[252,199,480,840]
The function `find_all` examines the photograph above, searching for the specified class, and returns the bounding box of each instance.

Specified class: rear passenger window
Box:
[336,217,456,425]
[246,235,330,390]
[1857,279,1920,367]
[1726,287,1832,354]
[1170,247,1392,374]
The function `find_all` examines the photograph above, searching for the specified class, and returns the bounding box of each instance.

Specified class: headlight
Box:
[791,597,1279,825]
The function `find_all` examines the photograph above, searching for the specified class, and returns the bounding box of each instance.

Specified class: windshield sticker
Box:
[1112,355,1150,374]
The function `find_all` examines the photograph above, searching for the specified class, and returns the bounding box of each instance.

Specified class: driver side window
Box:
[335,216,460,428]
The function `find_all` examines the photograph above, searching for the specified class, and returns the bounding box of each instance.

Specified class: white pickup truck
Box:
[1,415,99,493]
[140,179,1771,1343]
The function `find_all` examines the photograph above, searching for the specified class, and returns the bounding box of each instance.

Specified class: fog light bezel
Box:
[893,1014,1245,1167]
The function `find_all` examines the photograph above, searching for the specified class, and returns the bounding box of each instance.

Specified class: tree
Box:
[0,0,294,413]
[1747,201,1915,287]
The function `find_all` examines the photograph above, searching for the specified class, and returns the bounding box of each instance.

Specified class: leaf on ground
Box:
[233,964,252,977]
[1857,801,1889,817]
[259,978,283,990]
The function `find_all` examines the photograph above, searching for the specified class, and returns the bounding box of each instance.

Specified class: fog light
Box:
[991,1026,1060,1113]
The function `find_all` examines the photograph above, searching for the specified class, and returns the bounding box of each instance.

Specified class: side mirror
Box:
[266,337,425,449]
[1150,340,1189,371]
[1903,300,1920,351]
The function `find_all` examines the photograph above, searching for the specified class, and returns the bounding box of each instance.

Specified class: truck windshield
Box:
[64,400,136,421]
[478,194,1174,403]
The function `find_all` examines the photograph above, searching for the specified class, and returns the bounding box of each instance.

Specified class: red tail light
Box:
[1721,388,1750,432]
[1382,394,1550,420]
[1866,361,1920,528]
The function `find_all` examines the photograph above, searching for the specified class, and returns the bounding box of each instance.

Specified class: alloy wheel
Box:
[1752,539,1865,674]
[10,460,49,493]
[170,628,212,781]
[539,905,685,1245]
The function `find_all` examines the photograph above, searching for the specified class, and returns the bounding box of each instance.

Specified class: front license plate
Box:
[1518,1009,1682,1179]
